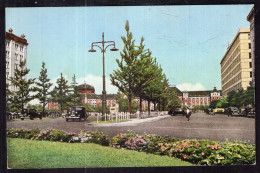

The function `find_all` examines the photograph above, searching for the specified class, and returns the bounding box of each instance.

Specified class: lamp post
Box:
[89,32,118,121]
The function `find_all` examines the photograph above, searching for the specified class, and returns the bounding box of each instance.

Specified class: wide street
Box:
[7,112,255,143]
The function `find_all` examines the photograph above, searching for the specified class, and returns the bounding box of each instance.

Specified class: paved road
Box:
[7,113,255,143]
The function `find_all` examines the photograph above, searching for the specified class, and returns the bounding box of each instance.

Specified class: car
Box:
[169,108,184,116]
[21,109,42,120]
[66,106,89,122]
[206,108,215,115]
[226,107,240,117]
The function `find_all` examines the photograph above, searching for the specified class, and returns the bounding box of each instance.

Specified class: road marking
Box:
[154,127,255,132]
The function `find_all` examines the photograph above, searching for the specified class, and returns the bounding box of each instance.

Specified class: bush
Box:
[7,128,40,139]
[33,129,76,142]
[142,134,178,155]
[70,130,110,146]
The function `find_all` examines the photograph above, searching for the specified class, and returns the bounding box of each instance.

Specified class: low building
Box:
[170,86,222,108]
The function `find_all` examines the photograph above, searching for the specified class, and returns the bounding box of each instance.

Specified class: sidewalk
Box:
[87,114,171,127]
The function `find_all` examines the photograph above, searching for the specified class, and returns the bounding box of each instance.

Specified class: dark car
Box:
[21,109,42,120]
[66,106,88,122]
[169,108,184,116]
[226,107,240,117]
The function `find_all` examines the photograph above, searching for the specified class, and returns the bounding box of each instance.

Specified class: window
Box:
[6,51,9,58]
[6,41,10,48]
[248,34,250,39]
[6,61,9,69]
[6,72,9,78]
[249,52,251,59]
[20,46,23,52]
[15,53,18,60]
[249,62,252,68]
[15,44,18,50]
[249,43,251,49]
[250,72,252,78]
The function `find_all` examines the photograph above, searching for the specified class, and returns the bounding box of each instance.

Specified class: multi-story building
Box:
[220,28,252,96]
[171,86,221,108]
[6,28,29,92]
[247,7,255,87]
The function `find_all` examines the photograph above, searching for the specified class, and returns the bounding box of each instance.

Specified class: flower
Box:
[169,154,173,157]
[207,145,211,148]
[174,146,179,151]
[182,154,188,159]
[201,152,205,156]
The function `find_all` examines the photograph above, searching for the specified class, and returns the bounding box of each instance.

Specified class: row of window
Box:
[6,41,24,52]
[224,83,242,96]
[222,73,241,91]
[222,37,240,66]
[221,46,240,74]
[222,64,241,85]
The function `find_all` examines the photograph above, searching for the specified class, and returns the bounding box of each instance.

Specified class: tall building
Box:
[6,28,29,92]
[220,28,252,96]
[247,7,255,87]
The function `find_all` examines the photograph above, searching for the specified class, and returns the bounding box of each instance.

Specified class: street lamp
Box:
[89,32,118,121]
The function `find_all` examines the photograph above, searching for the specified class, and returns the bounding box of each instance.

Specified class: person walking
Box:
[186,107,191,121]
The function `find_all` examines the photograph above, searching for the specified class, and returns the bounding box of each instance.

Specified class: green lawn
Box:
[7,138,193,168]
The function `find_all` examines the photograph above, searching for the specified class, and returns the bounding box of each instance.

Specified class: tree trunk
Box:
[158,100,161,111]
[139,97,142,118]
[148,100,151,116]
[153,101,156,111]
[128,97,132,113]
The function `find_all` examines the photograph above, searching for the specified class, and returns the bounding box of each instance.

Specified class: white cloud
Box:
[176,82,205,91]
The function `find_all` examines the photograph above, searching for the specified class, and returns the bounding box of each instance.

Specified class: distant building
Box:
[247,7,255,87]
[220,28,252,96]
[170,86,221,108]
[6,28,29,92]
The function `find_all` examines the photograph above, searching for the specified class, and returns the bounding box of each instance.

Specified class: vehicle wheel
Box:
[21,118,24,120]
[66,119,68,122]
[40,117,42,120]
[79,118,81,122]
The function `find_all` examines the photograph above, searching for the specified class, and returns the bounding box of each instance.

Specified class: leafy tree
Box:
[216,97,229,108]
[70,74,81,106]
[35,62,53,116]
[116,92,138,113]
[51,73,71,114]
[8,60,35,113]
[209,100,219,109]
[110,20,145,113]
[165,87,182,111]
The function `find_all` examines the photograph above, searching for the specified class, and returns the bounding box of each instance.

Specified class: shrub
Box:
[33,129,76,142]
[142,134,178,155]
[70,130,110,146]
[7,128,40,139]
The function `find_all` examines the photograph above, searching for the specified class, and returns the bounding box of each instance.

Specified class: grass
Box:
[7,138,193,168]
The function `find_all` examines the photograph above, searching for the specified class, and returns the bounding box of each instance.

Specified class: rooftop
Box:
[6,28,29,45]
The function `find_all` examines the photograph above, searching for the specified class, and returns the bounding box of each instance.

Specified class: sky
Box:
[6,5,253,96]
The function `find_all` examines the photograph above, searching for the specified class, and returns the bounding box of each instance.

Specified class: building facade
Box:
[6,28,29,92]
[220,28,252,96]
[171,86,221,108]
[247,7,255,87]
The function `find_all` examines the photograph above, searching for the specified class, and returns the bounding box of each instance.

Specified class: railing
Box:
[93,111,168,123]
[6,113,21,121]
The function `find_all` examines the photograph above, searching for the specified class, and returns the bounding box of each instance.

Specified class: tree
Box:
[216,97,229,108]
[115,91,138,113]
[209,100,219,109]
[110,20,145,113]
[35,62,53,116]
[8,60,35,113]
[165,88,182,111]
[70,74,81,106]
[51,73,71,114]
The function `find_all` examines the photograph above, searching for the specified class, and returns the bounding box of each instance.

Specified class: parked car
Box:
[226,107,240,117]
[21,109,42,120]
[169,108,184,116]
[66,106,89,122]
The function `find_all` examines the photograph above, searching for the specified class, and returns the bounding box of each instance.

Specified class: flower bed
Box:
[7,128,255,165]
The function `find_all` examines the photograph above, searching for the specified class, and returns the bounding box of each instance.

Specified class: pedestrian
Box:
[186,107,191,121]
